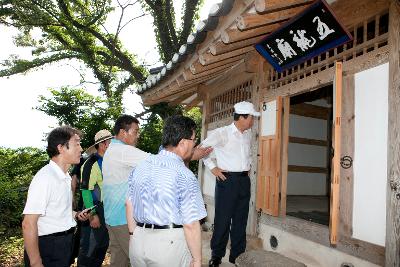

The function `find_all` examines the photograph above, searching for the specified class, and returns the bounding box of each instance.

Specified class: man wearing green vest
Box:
[78,129,113,267]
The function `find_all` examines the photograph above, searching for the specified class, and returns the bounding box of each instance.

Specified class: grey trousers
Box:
[106,224,130,267]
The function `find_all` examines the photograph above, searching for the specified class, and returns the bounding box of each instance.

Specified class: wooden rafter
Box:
[199,46,252,65]
[221,23,280,44]
[183,61,238,81]
[190,55,243,75]
[236,5,309,31]
[210,35,265,55]
[255,0,314,14]
[168,91,197,106]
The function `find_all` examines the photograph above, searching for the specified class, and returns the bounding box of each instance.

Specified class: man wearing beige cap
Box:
[78,129,113,267]
[201,101,260,266]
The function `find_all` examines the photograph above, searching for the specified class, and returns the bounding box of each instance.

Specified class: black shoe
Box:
[209,257,222,267]
[229,255,236,264]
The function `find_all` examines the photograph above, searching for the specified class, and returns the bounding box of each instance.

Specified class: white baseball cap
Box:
[234,101,260,116]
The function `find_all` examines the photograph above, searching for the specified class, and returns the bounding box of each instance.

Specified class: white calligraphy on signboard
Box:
[313,16,335,40]
[276,38,297,60]
[291,29,316,52]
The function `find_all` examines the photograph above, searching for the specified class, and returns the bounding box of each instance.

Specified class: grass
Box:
[0,227,24,267]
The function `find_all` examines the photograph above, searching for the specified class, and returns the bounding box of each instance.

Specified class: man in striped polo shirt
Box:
[127,115,207,267]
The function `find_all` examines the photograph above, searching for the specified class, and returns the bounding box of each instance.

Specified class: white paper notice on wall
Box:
[261,100,277,136]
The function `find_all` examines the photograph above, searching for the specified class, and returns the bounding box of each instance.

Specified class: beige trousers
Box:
[129,226,192,267]
[106,224,131,267]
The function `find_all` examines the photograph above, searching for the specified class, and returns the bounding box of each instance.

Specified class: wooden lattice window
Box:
[208,80,253,123]
[268,11,389,89]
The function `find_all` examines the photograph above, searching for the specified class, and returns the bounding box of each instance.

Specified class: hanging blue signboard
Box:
[255,0,352,72]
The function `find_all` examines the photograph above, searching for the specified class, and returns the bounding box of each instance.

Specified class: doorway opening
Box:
[286,84,333,226]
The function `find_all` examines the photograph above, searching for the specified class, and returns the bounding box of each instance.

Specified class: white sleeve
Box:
[122,146,151,168]
[23,174,50,215]
[201,128,227,170]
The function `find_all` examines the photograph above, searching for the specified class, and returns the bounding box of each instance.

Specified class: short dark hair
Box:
[113,114,139,135]
[233,113,249,121]
[46,126,82,158]
[162,115,197,147]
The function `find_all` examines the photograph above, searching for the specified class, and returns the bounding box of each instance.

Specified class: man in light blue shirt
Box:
[127,115,207,267]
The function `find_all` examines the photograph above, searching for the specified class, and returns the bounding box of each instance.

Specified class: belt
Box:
[136,222,183,230]
[222,171,249,176]
[40,227,75,238]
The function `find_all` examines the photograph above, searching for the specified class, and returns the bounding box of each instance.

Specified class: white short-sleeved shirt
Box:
[23,160,76,236]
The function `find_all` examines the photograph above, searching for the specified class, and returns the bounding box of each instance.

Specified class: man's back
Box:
[102,140,149,226]
[128,150,206,226]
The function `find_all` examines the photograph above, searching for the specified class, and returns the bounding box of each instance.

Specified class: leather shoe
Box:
[209,257,222,266]
[229,255,236,264]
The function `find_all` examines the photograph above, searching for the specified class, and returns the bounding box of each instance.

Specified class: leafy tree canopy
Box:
[36,86,116,149]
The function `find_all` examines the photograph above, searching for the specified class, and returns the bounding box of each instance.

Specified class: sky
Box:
[0,0,218,149]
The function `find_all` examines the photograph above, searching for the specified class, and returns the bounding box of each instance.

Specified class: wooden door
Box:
[330,61,343,245]
[256,97,282,216]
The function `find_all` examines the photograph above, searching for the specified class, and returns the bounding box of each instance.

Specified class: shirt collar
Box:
[111,138,126,145]
[229,122,250,135]
[159,149,184,162]
[49,160,71,181]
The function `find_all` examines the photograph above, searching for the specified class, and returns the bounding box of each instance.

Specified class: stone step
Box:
[236,250,307,267]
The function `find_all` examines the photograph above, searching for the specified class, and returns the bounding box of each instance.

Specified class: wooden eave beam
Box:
[210,35,265,56]
[199,46,253,66]
[255,0,314,15]
[184,97,202,111]
[190,55,243,75]
[168,91,197,106]
[236,5,310,31]
[290,103,330,120]
[221,23,281,44]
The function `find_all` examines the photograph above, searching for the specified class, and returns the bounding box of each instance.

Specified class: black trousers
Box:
[210,172,250,260]
[24,231,73,267]
[77,202,109,267]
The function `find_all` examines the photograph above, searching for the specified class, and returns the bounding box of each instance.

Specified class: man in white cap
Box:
[78,129,113,267]
[201,101,260,266]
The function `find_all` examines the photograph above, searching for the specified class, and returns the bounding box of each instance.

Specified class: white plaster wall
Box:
[288,115,328,195]
[259,223,380,267]
[353,63,388,247]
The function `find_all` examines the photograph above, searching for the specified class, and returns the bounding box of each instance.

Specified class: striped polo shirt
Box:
[127,149,207,225]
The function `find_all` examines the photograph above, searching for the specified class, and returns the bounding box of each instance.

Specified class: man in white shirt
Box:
[102,115,149,267]
[22,126,89,267]
[202,101,260,267]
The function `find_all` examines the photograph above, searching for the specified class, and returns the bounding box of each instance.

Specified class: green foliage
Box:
[36,87,118,149]
[0,147,48,229]
[0,0,147,103]
[140,0,204,63]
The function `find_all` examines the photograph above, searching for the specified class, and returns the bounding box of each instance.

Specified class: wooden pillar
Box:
[385,1,400,266]
[198,86,210,192]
